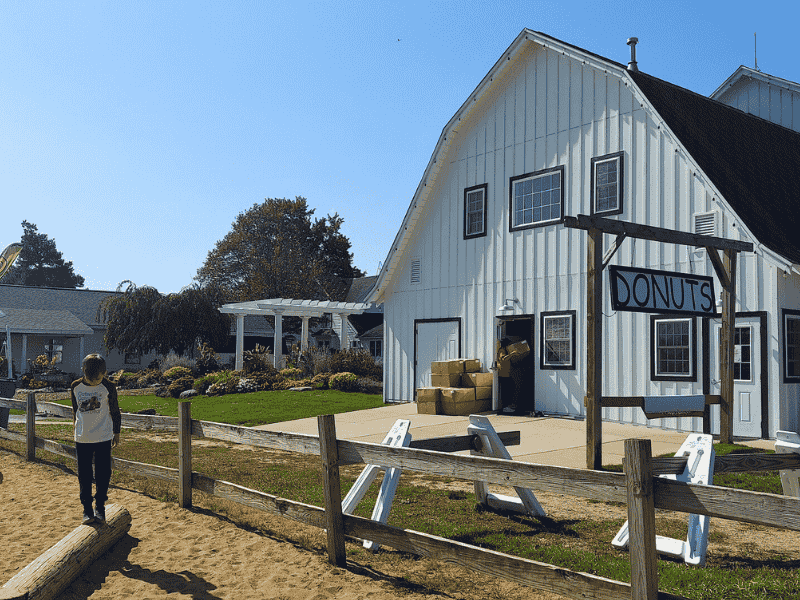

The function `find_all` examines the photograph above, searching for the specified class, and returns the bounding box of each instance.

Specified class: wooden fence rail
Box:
[3,394,800,600]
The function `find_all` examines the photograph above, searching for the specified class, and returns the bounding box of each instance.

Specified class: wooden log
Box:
[719,249,736,445]
[178,402,192,509]
[624,439,658,600]
[0,505,131,600]
[26,393,35,462]
[317,415,346,567]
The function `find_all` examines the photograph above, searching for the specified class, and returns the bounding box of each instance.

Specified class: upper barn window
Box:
[464,183,487,239]
[591,152,624,216]
[509,166,564,231]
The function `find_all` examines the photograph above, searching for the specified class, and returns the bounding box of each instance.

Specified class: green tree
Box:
[6,221,85,288]
[195,197,364,302]
[99,281,230,358]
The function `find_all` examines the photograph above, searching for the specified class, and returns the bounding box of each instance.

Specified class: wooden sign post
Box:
[564,215,752,468]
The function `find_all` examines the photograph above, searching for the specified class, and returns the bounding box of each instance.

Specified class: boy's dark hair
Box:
[82,354,107,381]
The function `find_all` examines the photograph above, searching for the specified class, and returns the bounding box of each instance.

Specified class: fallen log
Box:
[0,504,132,600]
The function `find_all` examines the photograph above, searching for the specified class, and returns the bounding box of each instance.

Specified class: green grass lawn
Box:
[43,389,385,427]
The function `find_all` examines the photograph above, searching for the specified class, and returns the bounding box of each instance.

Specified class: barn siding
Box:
[716,77,800,133]
[381,39,794,436]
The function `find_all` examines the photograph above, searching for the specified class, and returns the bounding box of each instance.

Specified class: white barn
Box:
[367,29,800,440]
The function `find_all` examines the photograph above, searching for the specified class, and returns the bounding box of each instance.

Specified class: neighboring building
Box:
[367,29,800,439]
[0,284,159,378]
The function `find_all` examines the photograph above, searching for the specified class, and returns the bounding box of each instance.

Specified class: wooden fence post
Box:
[624,438,658,600]
[317,414,346,567]
[26,392,36,461]
[178,401,192,509]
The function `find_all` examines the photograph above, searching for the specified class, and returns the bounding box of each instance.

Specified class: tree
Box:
[5,221,85,288]
[99,281,230,358]
[195,197,364,302]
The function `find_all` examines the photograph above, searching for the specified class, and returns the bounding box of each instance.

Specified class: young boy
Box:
[71,354,121,524]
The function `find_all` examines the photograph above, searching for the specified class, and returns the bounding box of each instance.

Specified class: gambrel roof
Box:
[367,29,800,303]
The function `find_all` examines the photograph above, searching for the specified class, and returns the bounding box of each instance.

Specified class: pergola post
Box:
[5,324,11,379]
[273,310,284,369]
[235,314,245,372]
[301,317,310,351]
[339,312,348,350]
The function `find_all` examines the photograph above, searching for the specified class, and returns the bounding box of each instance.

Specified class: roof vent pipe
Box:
[627,37,639,71]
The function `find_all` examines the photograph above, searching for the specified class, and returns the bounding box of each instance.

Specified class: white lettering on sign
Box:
[609,265,716,316]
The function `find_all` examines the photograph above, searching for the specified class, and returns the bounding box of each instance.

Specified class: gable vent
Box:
[693,211,720,237]
[410,259,421,285]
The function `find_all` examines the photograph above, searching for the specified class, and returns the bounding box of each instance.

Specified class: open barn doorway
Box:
[495,315,536,415]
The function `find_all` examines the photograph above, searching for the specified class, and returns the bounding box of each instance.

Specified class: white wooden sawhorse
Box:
[341,418,411,551]
[468,414,545,518]
[776,430,800,497]
[612,433,715,566]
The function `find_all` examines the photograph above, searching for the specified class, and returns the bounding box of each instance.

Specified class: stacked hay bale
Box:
[416,359,493,415]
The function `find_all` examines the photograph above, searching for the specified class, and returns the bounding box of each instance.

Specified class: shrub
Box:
[310,372,331,390]
[206,382,226,396]
[248,371,281,391]
[136,369,164,388]
[160,352,196,375]
[192,374,218,395]
[167,376,195,398]
[195,342,220,375]
[224,376,241,395]
[276,378,313,390]
[236,378,258,393]
[329,372,359,392]
[19,374,50,389]
[279,367,302,380]
[114,371,141,389]
[327,349,382,380]
[243,344,275,374]
[356,377,383,395]
[163,366,193,381]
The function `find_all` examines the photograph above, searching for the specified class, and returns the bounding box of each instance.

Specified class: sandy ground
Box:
[0,452,567,600]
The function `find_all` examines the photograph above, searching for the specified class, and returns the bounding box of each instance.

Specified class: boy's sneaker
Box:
[94,504,106,524]
[82,507,96,525]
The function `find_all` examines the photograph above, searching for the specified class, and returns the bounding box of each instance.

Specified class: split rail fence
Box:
[3,393,800,600]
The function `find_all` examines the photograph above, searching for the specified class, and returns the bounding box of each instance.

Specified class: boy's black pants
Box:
[76,440,112,508]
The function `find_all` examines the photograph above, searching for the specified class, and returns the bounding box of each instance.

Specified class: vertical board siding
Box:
[381,42,784,434]
[718,78,800,133]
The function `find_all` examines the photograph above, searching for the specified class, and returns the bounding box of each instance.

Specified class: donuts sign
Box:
[608,265,717,316]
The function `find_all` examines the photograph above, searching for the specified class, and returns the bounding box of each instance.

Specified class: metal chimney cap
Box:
[626,37,639,71]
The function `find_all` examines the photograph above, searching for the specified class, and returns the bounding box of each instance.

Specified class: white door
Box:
[415,321,459,389]
[710,317,761,439]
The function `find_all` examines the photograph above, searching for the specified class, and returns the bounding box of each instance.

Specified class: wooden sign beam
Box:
[564,214,753,253]
[719,249,737,444]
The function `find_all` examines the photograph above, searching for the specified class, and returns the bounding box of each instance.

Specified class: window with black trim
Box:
[45,339,63,365]
[540,310,576,370]
[591,151,623,216]
[124,353,141,365]
[369,339,382,359]
[717,326,751,381]
[651,316,696,381]
[509,166,564,231]
[783,309,800,382]
[464,183,487,239]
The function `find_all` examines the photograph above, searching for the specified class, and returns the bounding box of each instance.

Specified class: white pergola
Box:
[219,298,373,371]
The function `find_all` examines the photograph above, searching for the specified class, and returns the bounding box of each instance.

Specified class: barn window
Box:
[464,183,487,239]
[651,316,697,381]
[783,310,800,383]
[591,152,623,216]
[540,310,576,370]
[509,166,564,231]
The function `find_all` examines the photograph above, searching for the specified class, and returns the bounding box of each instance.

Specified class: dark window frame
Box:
[783,309,800,383]
[540,310,577,370]
[463,183,488,239]
[590,151,624,217]
[650,315,697,382]
[509,165,565,232]
[369,339,382,359]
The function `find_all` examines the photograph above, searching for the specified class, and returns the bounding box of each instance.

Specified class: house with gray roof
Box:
[0,284,158,379]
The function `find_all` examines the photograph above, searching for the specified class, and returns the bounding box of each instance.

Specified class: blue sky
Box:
[2,1,798,294]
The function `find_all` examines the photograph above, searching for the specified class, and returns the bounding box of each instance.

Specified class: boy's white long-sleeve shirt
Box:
[70,378,121,443]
